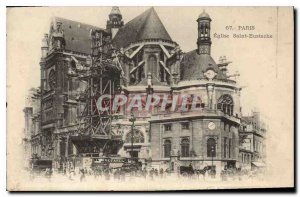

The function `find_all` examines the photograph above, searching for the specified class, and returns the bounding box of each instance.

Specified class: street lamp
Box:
[211,146,216,178]
[129,113,136,165]
[211,146,214,169]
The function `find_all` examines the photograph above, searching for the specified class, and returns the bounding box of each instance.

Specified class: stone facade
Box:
[23,88,41,168]
[239,111,266,170]
[150,111,240,174]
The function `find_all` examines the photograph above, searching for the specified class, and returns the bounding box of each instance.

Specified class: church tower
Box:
[197,10,212,55]
[41,34,49,59]
[106,6,124,39]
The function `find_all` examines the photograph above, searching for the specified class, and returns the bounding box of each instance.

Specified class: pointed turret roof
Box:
[112,7,172,48]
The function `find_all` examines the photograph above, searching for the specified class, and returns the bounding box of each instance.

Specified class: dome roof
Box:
[198,10,211,19]
[180,50,227,81]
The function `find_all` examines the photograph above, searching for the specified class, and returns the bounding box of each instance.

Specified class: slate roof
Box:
[53,7,172,53]
[242,116,254,124]
[112,7,172,48]
[53,17,105,54]
[180,50,227,81]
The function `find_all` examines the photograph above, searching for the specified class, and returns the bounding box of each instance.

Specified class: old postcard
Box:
[6,6,294,191]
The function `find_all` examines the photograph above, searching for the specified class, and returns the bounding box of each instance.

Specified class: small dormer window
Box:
[181,122,189,130]
[164,124,172,131]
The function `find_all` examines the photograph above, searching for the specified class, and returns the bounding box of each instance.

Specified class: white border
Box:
[0,0,298,196]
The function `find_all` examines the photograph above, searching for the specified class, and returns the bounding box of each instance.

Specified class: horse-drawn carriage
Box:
[179,165,194,176]
[179,165,210,177]
[29,159,53,179]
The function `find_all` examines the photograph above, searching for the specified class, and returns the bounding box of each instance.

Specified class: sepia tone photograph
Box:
[6,6,294,191]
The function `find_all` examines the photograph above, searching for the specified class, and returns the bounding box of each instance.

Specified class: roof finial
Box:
[198,9,210,19]
[110,6,122,16]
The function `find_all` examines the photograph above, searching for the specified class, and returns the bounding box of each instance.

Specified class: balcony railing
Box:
[151,108,240,123]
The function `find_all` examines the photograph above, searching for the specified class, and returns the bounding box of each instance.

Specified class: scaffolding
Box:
[68,29,124,156]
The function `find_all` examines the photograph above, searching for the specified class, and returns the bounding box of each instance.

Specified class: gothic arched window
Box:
[148,55,157,77]
[207,138,216,157]
[125,130,145,143]
[181,138,190,157]
[164,139,172,158]
[200,24,204,37]
[217,94,234,116]
[159,64,165,82]
[48,69,56,90]
[204,23,210,37]
[137,66,144,82]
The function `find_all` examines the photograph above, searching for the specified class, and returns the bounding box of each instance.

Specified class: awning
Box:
[251,162,266,167]
[69,135,123,154]
[123,145,142,151]
[42,123,55,129]
[109,162,123,169]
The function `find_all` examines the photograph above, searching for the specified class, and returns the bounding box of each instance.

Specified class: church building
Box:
[28,7,243,174]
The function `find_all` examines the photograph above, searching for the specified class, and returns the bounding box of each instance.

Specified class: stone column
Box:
[207,84,214,109]
[56,138,61,170]
[212,85,216,109]
[73,144,77,155]
[57,138,61,157]
[65,135,69,158]
[155,53,159,79]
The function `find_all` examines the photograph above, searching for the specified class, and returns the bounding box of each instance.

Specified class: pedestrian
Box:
[45,168,52,182]
[149,168,154,180]
[121,169,126,181]
[159,168,164,178]
[221,170,226,181]
[68,170,73,181]
[165,168,170,178]
[80,168,86,182]
[105,169,110,180]
[114,168,121,180]
[211,168,216,179]
[99,169,103,178]
[29,169,35,181]
[63,166,66,176]
[143,167,147,179]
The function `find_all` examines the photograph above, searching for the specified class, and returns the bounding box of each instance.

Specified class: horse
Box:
[195,166,209,180]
